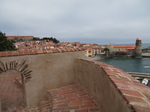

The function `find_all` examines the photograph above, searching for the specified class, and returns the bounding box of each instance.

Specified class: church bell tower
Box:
[135,37,142,58]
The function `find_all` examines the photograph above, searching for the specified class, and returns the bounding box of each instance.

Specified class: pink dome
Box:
[136,37,141,40]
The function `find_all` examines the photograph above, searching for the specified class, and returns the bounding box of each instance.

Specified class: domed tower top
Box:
[136,37,141,40]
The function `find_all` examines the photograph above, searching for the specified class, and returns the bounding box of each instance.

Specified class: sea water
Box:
[96,43,150,73]
[96,43,150,86]
[97,57,150,73]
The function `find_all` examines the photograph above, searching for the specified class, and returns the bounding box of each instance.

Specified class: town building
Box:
[105,38,143,57]
[6,36,36,41]
[105,43,136,57]
[85,46,105,57]
[14,40,55,51]
[13,40,105,58]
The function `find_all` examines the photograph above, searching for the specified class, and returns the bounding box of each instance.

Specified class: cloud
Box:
[0,0,150,44]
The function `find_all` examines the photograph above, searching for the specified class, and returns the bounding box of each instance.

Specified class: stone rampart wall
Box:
[75,59,150,112]
[0,50,85,108]
[0,49,150,111]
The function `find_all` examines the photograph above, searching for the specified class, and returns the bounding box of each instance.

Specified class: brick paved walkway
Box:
[0,77,51,112]
[3,100,51,112]
[0,78,100,112]
[48,84,100,112]
[0,77,24,111]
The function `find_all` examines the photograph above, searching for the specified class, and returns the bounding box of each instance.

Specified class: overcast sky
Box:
[0,0,150,44]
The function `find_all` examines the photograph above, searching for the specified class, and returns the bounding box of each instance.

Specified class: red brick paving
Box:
[0,77,51,112]
[0,77,24,111]
[3,100,51,112]
[47,84,100,112]
[0,77,100,111]
[39,100,51,112]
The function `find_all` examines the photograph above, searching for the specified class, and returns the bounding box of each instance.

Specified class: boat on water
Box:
[142,78,149,85]
[128,72,150,87]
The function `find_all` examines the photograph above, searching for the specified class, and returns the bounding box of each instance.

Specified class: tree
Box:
[32,37,60,43]
[0,31,16,51]
[104,48,110,58]
[42,37,60,43]
[33,37,40,40]
[104,48,109,53]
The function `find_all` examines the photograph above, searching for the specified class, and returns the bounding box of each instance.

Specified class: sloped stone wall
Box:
[74,59,150,112]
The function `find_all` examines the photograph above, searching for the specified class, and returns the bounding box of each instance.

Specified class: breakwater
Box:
[142,53,150,57]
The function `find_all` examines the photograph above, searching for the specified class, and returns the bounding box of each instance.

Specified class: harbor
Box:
[97,57,150,87]
[128,72,150,80]
[128,72,150,86]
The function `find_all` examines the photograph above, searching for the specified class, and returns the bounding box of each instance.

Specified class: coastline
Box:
[85,56,104,61]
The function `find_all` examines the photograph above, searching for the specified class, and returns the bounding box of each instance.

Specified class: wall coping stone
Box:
[78,59,150,112]
[0,48,87,57]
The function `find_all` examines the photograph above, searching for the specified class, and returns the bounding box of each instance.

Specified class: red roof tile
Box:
[6,36,34,39]
[114,45,135,48]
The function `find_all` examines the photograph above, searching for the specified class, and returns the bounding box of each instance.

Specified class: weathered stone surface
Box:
[75,59,150,112]
[0,49,149,112]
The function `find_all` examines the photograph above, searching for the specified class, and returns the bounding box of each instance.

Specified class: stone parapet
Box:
[75,59,150,112]
[0,49,150,112]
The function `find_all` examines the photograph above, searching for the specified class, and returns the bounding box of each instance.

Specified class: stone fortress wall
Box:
[0,48,150,112]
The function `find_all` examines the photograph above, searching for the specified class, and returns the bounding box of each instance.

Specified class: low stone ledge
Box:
[78,59,150,112]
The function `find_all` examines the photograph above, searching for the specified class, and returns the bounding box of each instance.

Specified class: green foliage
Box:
[42,37,60,43]
[32,37,60,43]
[33,37,40,40]
[104,48,110,58]
[104,48,110,52]
[0,31,16,51]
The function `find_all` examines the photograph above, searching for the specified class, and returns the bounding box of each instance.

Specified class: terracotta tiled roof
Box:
[114,45,135,49]
[0,47,86,57]
[116,50,128,53]
[128,48,135,50]
[6,36,34,39]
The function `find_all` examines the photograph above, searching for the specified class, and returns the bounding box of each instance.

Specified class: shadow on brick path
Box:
[0,77,24,111]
